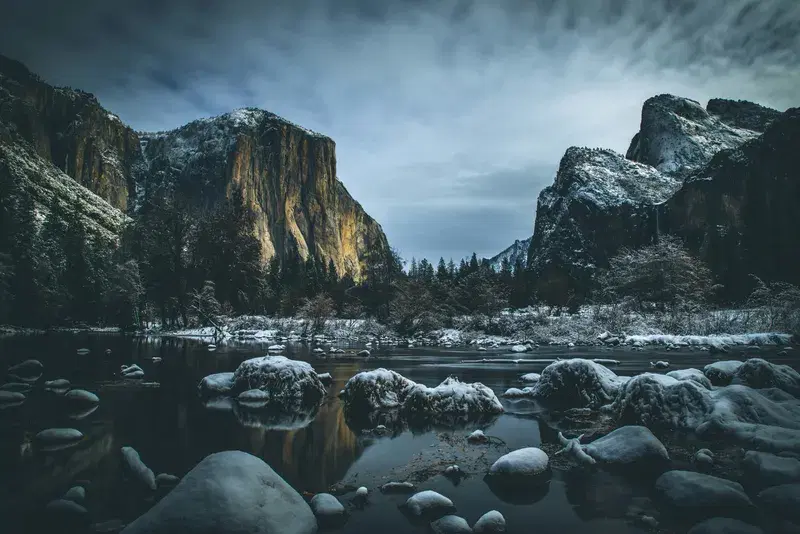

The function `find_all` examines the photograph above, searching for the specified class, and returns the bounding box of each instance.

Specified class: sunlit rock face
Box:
[139,108,388,278]
[0,54,389,279]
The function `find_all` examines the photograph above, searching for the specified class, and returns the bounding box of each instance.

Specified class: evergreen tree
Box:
[436,257,449,282]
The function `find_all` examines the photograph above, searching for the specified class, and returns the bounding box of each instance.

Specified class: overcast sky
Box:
[1,0,798,262]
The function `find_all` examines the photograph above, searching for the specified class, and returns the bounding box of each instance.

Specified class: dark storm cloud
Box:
[1,0,798,261]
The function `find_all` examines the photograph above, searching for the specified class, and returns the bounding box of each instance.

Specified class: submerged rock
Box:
[1,382,33,393]
[655,470,753,520]
[0,390,25,408]
[65,389,100,406]
[473,510,506,533]
[63,485,86,503]
[519,373,540,384]
[45,498,89,528]
[687,518,763,534]
[8,359,44,382]
[742,450,800,488]
[703,361,744,386]
[120,451,316,534]
[35,428,83,451]
[430,515,471,534]
[44,378,71,393]
[155,473,180,487]
[121,446,156,491]
[197,372,235,398]
[120,364,144,379]
[404,490,456,518]
[583,425,669,467]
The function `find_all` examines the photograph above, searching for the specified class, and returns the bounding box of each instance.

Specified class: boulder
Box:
[120,451,317,534]
[742,451,800,488]
[489,448,549,479]
[667,368,713,389]
[732,359,800,396]
[8,359,44,382]
[655,470,753,520]
[529,359,624,408]
[404,490,455,518]
[583,425,669,466]
[121,447,156,491]
[430,515,471,534]
[757,483,800,522]
[232,356,326,408]
[473,510,506,533]
[309,493,346,527]
[197,372,235,398]
[704,361,744,386]
[687,518,763,534]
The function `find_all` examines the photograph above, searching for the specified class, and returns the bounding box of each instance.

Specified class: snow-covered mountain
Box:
[526,94,793,304]
[0,54,389,279]
[486,237,531,271]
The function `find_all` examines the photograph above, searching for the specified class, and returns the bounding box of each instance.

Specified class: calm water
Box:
[0,334,792,533]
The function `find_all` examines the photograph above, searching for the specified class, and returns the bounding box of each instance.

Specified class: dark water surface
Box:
[0,334,792,533]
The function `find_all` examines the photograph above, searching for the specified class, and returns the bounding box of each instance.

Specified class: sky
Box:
[1,0,798,263]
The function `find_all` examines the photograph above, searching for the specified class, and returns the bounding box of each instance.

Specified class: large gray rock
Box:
[757,483,800,522]
[687,518,764,534]
[430,515,472,534]
[742,451,800,488]
[583,425,669,466]
[655,470,753,520]
[703,361,744,386]
[198,372,235,398]
[121,451,317,534]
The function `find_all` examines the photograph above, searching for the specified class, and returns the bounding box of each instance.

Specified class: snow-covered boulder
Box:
[489,448,549,478]
[510,345,529,353]
[650,361,670,369]
[742,451,800,488]
[310,493,346,526]
[473,510,506,533]
[607,373,713,428]
[430,515,471,534]
[35,428,83,451]
[703,361,744,386]
[121,446,156,491]
[402,377,504,418]
[731,358,800,396]
[197,372,235,398]
[531,359,624,408]
[232,356,326,408]
[519,373,540,384]
[756,483,800,522]
[655,471,753,520]
[666,368,712,389]
[380,481,416,494]
[267,344,285,352]
[502,387,534,398]
[120,451,316,534]
[467,430,488,444]
[582,425,669,467]
[7,359,43,383]
[404,490,455,518]
[687,518,763,534]
[339,368,416,412]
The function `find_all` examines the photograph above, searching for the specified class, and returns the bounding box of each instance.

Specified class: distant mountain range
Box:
[485,237,531,271]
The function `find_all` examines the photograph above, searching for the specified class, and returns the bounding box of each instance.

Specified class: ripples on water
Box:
[0,333,792,533]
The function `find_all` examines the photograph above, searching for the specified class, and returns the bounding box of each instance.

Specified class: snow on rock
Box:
[339,368,416,412]
[357,349,371,357]
[650,361,670,369]
[687,518,764,534]
[121,446,156,491]
[582,426,669,466]
[401,376,504,418]
[486,237,532,272]
[35,428,83,451]
[666,368,712,389]
[430,515,472,534]
[318,372,333,386]
[355,487,368,498]
[742,451,800,488]
[380,482,416,494]
[232,356,326,408]
[625,333,791,347]
[404,490,456,518]
[489,448,549,478]
[731,358,800,396]
[704,361,744,386]
[197,372,235,398]
[510,345,529,353]
[467,430,488,444]
[519,373,540,384]
[528,359,624,408]
[473,510,506,533]
[502,387,535,398]
[267,344,285,352]
[120,451,316,534]
[121,364,144,379]
[556,433,596,466]
[310,493,346,524]
[655,470,753,519]
[756,483,800,522]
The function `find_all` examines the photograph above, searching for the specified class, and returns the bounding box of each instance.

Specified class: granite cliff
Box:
[0,54,388,279]
[526,94,795,304]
